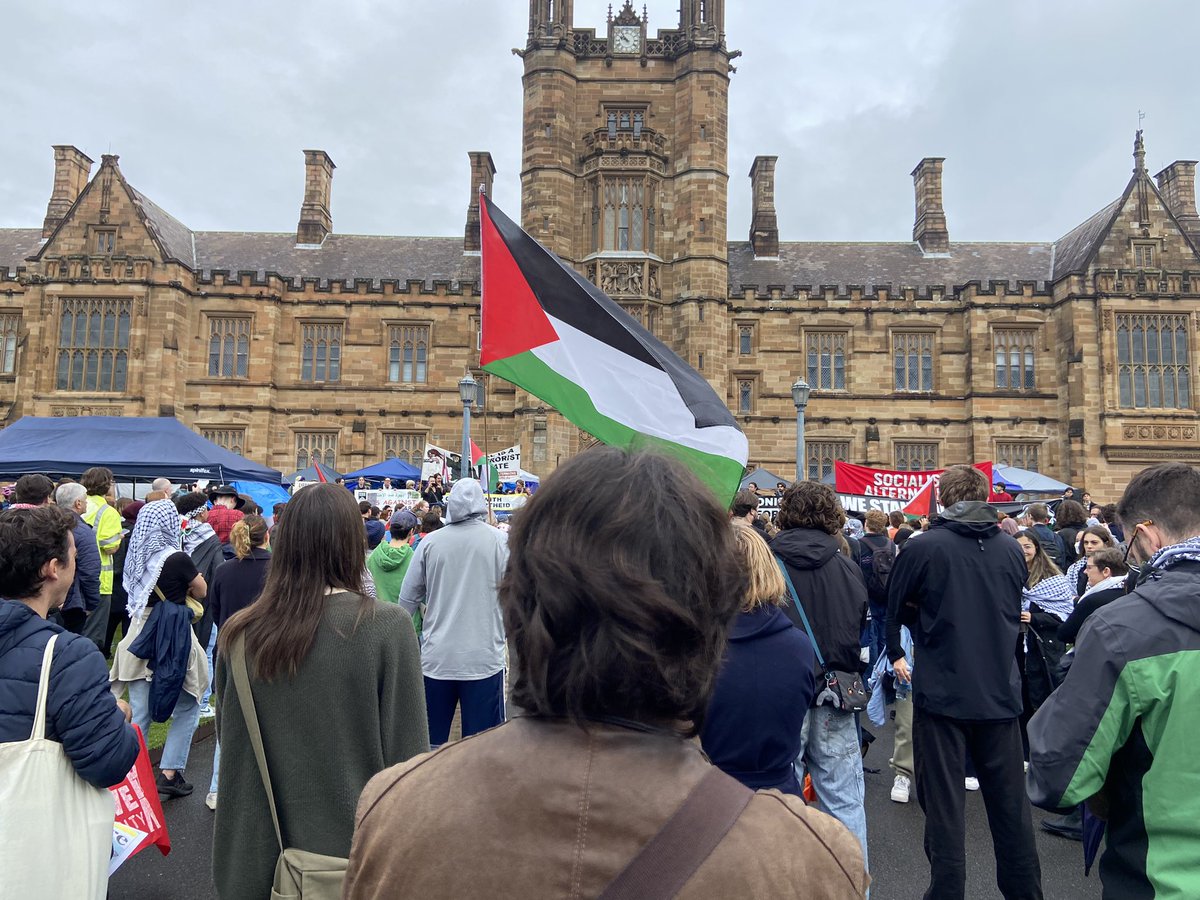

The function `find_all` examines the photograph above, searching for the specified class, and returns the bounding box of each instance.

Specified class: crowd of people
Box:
[1,453,1198,898]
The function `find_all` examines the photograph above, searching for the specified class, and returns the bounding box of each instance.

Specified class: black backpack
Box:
[858,533,896,603]
[1032,525,1065,570]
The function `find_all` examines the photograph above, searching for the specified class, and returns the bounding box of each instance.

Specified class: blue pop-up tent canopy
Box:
[233,480,292,522]
[0,416,282,484]
[341,458,422,485]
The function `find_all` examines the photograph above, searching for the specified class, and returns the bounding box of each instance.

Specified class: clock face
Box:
[613,25,641,54]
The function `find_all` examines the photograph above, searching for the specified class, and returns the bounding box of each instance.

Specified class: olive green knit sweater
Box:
[212,592,428,899]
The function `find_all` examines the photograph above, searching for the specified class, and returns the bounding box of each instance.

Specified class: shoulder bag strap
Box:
[598,767,752,900]
[30,633,59,740]
[773,555,828,670]
[230,634,285,853]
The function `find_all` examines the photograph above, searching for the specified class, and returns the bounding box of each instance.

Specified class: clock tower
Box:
[517,0,733,461]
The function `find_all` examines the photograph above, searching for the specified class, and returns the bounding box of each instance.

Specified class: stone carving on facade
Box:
[1122,423,1197,442]
[600,260,644,296]
[582,153,666,176]
[51,405,121,417]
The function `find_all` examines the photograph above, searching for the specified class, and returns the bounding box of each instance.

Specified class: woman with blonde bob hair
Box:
[700,522,817,795]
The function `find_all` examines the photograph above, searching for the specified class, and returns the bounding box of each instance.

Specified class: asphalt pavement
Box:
[110,720,1103,899]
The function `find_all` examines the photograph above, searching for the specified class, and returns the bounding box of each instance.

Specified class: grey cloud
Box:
[3,0,1198,248]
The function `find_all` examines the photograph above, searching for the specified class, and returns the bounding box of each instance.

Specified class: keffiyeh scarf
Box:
[1145,535,1200,574]
[181,520,217,554]
[123,499,182,620]
[1022,573,1076,621]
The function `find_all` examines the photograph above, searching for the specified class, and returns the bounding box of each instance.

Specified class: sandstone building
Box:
[3,0,1200,498]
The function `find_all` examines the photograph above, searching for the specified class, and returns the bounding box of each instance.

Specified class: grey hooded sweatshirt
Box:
[398,479,509,680]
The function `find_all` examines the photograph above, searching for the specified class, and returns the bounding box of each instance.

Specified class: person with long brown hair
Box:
[212,484,427,900]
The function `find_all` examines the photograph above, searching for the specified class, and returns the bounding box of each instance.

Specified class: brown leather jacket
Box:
[345,717,868,899]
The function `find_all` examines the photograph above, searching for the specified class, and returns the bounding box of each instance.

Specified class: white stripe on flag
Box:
[533,316,748,463]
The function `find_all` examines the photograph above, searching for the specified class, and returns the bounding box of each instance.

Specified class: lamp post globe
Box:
[791,377,811,412]
[791,377,810,483]
[459,374,477,481]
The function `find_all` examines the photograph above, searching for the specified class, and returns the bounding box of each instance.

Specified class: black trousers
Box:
[914,708,1043,900]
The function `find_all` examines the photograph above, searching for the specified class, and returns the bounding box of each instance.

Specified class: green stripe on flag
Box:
[485,351,744,504]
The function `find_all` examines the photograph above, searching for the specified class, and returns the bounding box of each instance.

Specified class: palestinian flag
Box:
[470,440,499,493]
[479,195,748,503]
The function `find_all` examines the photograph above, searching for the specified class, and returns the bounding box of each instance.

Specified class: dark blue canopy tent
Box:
[283,461,344,485]
[0,417,282,484]
[341,458,422,486]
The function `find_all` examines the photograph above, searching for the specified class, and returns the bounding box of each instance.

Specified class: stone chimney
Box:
[749,155,779,258]
[1155,160,1200,241]
[296,150,335,245]
[42,145,94,239]
[912,157,949,254]
[464,151,496,253]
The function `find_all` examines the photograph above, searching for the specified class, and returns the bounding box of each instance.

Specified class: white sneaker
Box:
[1024,761,1030,773]
[198,703,214,718]
[890,775,911,803]
[964,777,980,791]
[205,792,217,810]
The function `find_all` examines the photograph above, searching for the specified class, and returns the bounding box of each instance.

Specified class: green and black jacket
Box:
[1027,557,1200,899]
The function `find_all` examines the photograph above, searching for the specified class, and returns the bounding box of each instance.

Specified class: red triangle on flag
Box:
[480,195,560,367]
[902,476,939,518]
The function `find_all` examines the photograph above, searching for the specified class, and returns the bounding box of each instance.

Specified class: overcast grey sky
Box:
[3,1,1198,245]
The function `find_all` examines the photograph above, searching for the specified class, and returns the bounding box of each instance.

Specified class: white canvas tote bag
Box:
[0,634,116,900]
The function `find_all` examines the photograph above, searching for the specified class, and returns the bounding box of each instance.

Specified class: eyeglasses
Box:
[1122,520,1154,566]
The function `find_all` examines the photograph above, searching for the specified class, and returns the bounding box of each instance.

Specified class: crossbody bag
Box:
[230,635,348,899]
[774,556,871,712]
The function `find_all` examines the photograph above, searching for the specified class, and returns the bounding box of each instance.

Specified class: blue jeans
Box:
[201,625,218,708]
[128,680,201,772]
[867,607,888,671]
[796,704,869,874]
[209,738,221,794]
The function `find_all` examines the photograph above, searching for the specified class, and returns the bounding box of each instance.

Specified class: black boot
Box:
[1041,807,1083,841]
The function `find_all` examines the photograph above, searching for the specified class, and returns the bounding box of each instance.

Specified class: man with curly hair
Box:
[770,481,871,875]
[345,449,868,899]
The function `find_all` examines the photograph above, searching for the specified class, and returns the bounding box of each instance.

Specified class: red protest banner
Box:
[834,461,995,501]
[108,725,170,872]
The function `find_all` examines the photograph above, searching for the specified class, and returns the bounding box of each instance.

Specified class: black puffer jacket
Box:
[886,501,1026,720]
[770,528,868,677]
[0,599,138,787]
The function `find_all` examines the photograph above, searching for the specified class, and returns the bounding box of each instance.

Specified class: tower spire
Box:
[528,0,573,49]
[1134,129,1150,226]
